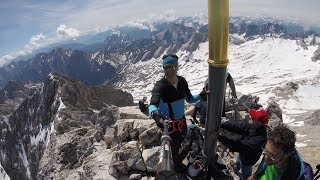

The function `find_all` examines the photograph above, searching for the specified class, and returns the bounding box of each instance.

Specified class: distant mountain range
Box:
[0,16,319,89]
[1,16,320,180]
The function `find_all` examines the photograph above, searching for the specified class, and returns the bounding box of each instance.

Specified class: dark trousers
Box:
[169,119,187,167]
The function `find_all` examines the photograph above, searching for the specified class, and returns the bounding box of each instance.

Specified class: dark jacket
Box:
[192,100,207,124]
[148,76,199,120]
[139,100,148,113]
[253,149,305,180]
[218,121,267,165]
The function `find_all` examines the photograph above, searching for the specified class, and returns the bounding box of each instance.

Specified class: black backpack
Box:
[186,124,204,163]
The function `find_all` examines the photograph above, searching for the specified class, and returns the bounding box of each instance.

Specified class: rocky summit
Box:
[0,72,319,179]
[0,72,133,180]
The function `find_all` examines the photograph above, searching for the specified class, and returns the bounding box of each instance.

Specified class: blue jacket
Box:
[148,76,200,120]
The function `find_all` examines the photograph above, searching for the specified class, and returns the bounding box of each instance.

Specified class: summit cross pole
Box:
[203,0,229,168]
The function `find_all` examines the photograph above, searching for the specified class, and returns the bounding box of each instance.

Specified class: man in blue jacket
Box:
[148,54,201,172]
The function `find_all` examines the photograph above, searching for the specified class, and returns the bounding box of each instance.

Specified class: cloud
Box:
[56,24,80,39]
[0,24,81,66]
[1,0,319,67]
[126,9,178,31]
[0,54,13,65]
[0,33,48,66]
[147,9,178,23]
[25,34,46,50]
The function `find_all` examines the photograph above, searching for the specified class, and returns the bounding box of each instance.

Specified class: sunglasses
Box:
[262,147,285,161]
[163,65,177,71]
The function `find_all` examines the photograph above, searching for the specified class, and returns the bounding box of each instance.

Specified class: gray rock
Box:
[141,176,155,180]
[267,113,283,129]
[142,147,161,173]
[139,127,161,147]
[129,173,142,180]
[119,106,150,119]
[305,109,320,126]
[109,141,146,178]
[312,46,320,62]
[266,101,283,122]
[104,127,116,147]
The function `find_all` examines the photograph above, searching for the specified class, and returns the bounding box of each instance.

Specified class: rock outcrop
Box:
[305,109,320,126]
[312,46,320,62]
[0,72,134,180]
[0,80,41,115]
[0,72,318,179]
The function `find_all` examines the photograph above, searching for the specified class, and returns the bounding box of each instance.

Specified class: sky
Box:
[0,0,319,65]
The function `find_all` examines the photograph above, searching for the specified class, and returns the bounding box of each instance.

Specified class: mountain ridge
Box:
[1,16,319,89]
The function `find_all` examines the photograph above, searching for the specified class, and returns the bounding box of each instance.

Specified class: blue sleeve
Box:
[149,81,161,115]
[186,94,200,103]
[148,105,157,115]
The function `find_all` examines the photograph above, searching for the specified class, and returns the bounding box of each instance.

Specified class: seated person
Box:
[192,88,207,125]
[139,96,149,114]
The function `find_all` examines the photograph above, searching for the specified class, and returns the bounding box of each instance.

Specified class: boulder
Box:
[142,147,161,173]
[109,141,146,179]
[305,109,320,126]
[139,126,162,147]
[266,101,283,128]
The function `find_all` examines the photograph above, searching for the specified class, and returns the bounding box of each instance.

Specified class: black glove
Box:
[200,89,210,100]
[152,111,165,129]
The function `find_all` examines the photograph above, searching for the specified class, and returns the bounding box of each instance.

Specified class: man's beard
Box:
[165,71,176,78]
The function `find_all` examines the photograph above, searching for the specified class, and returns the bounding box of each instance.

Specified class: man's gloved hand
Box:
[151,110,165,129]
[200,89,210,97]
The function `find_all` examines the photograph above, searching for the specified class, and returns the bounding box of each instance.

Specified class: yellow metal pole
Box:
[204,0,229,162]
[208,0,229,67]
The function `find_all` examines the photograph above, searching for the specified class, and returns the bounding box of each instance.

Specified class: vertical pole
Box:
[204,0,229,162]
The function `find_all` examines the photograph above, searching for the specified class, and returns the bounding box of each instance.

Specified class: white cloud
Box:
[1,0,319,67]
[0,55,13,65]
[25,34,46,50]
[0,33,49,66]
[0,24,82,66]
[147,9,178,23]
[56,24,80,39]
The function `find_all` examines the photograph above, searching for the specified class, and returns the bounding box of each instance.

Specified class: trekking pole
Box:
[155,120,177,180]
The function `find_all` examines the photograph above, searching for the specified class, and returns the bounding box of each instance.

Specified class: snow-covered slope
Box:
[116,36,320,127]
[0,163,10,180]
